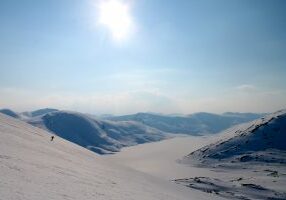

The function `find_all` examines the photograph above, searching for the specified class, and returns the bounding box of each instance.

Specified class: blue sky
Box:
[0,0,285,114]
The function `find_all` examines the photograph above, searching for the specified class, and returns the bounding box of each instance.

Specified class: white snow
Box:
[105,110,286,200]
[1,108,285,200]
[178,110,286,199]
[104,136,215,180]
[0,113,217,200]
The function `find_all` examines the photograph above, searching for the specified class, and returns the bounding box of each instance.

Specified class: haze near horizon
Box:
[0,0,285,114]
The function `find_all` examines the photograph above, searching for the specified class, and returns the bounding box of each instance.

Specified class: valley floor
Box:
[105,136,286,200]
[103,136,213,179]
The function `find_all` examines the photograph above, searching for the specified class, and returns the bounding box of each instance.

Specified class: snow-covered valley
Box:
[106,110,286,200]
[0,113,215,200]
[1,109,286,200]
[0,108,265,155]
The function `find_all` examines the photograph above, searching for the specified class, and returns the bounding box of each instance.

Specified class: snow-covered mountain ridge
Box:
[107,112,265,135]
[184,109,286,166]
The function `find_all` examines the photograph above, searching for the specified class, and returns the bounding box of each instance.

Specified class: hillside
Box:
[184,110,286,166]
[0,113,216,200]
[172,110,286,200]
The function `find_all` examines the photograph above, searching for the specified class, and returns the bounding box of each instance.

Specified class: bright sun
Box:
[98,0,133,40]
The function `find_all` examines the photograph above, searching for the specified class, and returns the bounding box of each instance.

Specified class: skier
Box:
[50,136,55,141]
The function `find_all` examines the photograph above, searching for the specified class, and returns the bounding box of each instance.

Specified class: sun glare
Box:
[98,0,133,40]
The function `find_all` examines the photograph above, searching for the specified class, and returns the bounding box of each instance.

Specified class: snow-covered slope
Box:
[170,110,286,200]
[107,112,264,135]
[184,109,286,166]
[28,111,169,154]
[0,113,210,200]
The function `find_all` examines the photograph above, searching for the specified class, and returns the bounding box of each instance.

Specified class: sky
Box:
[0,0,286,115]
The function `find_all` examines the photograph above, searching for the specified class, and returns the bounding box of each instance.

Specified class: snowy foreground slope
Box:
[0,113,218,200]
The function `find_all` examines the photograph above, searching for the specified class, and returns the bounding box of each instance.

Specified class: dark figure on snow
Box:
[50,136,55,141]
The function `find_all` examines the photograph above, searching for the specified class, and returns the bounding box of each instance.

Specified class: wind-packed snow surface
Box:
[0,113,214,200]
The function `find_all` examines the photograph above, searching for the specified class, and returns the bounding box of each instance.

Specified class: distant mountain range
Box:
[32,111,168,154]
[0,108,59,119]
[0,108,20,118]
[105,112,265,135]
[22,108,59,118]
[0,108,266,154]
